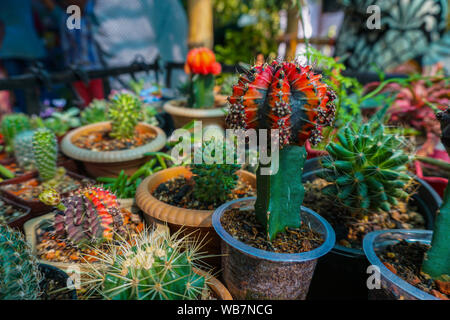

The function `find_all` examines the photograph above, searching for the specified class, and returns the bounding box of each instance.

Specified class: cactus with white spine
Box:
[13,130,35,170]
[108,93,142,139]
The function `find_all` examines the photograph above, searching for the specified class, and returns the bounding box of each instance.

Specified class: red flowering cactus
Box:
[226,60,336,240]
[226,60,336,147]
[185,47,221,75]
[184,48,222,108]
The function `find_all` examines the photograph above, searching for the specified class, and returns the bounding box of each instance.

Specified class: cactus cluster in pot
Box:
[108,93,143,139]
[320,121,414,213]
[226,60,336,240]
[0,224,42,300]
[39,186,125,245]
[82,228,210,300]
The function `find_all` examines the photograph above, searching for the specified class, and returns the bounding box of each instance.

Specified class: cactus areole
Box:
[226,61,336,240]
[422,108,450,282]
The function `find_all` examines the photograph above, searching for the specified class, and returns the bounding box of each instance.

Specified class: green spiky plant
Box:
[108,93,142,140]
[0,113,31,154]
[0,224,42,300]
[80,99,109,125]
[226,61,336,240]
[421,107,450,283]
[190,139,241,205]
[13,130,35,170]
[39,186,125,245]
[82,228,210,300]
[320,121,414,212]
[32,128,58,182]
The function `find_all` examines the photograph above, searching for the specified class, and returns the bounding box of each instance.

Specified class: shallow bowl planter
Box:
[0,171,91,216]
[135,166,256,270]
[60,121,166,178]
[212,197,336,300]
[363,229,439,300]
[303,167,441,300]
[163,96,228,129]
[0,195,32,232]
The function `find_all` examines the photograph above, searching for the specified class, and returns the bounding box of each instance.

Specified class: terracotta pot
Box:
[194,268,233,300]
[135,166,256,270]
[60,121,166,178]
[0,171,92,215]
[163,96,228,129]
[0,195,31,232]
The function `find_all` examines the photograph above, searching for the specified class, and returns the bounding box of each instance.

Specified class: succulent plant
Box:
[226,60,336,240]
[0,224,42,300]
[422,107,450,282]
[82,228,209,300]
[190,139,241,204]
[81,99,109,125]
[32,128,58,182]
[0,113,31,154]
[40,186,125,245]
[13,130,35,170]
[321,121,414,212]
[108,93,142,139]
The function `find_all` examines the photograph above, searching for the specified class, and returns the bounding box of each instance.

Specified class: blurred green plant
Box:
[80,99,109,125]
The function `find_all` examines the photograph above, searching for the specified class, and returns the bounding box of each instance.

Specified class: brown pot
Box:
[0,171,92,215]
[60,121,166,178]
[163,96,228,129]
[0,195,31,232]
[135,166,256,270]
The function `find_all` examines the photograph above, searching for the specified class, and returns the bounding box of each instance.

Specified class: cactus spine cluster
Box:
[108,93,142,139]
[321,122,413,212]
[1,113,31,154]
[190,140,241,204]
[83,228,208,300]
[32,128,58,182]
[0,224,42,300]
[226,60,336,240]
[13,130,35,170]
[422,108,450,282]
[39,186,125,244]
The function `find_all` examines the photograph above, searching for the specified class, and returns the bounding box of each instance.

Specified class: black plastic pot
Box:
[38,264,77,300]
[303,165,441,300]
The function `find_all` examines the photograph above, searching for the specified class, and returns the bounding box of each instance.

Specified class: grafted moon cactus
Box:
[40,186,125,244]
[226,61,336,240]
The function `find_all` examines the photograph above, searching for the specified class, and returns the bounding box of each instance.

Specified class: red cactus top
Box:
[226,61,336,147]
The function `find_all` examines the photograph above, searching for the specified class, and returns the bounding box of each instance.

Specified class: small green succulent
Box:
[108,93,142,139]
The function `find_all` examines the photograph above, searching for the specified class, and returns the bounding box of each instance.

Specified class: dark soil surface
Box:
[221,207,324,254]
[73,129,155,151]
[303,178,425,249]
[153,176,255,210]
[379,240,449,300]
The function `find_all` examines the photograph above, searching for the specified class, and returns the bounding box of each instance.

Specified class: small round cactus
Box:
[32,128,58,182]
[108,93,142,139]
[321,122,414,212]
[40,186,125,244]
[0,224,42,300]
[1,113,31,154]
[83,228,209,300]
[13,130,35,170]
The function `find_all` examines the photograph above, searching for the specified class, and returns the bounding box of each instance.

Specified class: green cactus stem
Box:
[422,108,450,282]
[108,93,142,139]
[32,128,58,182]
[13,130,35,170]
[187,74,215,109]
[0,224,42,300]
[0,113,31,154]
[255,145,307,241]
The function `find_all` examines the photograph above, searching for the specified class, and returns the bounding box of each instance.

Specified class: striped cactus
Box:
[32,128,58,182]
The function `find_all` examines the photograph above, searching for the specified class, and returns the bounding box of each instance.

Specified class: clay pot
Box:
[194,268,233,300]
[60,122,166,178]
[163,96,228,129]
[135,166,256,270]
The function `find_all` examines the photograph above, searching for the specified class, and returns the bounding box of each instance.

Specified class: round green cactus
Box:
[83,228,209,300]
[190,139,241,204]
[13,130,35,170]
[0,224,42,300]
[0,113,31,154]
[108,93,142,139]
[320,122,414,212]
[32,128,58,182]
[81,99,108,125]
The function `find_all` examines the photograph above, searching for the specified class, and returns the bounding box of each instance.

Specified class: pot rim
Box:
[212,196,336,262]
[362,229,438,300]
[163,99,228,117]
[60,121,166,163]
